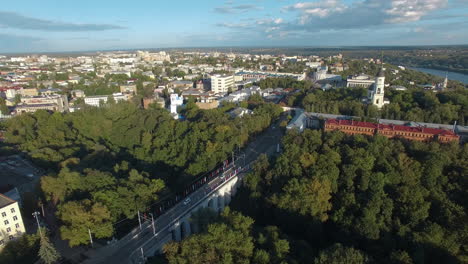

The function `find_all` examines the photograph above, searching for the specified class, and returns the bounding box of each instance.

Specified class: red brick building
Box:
[324,119,459,143]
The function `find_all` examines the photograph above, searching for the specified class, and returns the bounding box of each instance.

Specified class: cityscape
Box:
[0,1,467,264]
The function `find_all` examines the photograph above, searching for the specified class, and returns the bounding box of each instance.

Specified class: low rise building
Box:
[20,88,39,97]
[143,97,165,109]
[71,89,85,98]
[346,74,375,88]
[170,94,184,115]
[39,88,61,96]
[120,84,137,94]
[324,119,459,143]
[228,107,253,118]
[167,80,193,90]
[84,93,129,107]
[313,66,342,82]
[16,94,69,113]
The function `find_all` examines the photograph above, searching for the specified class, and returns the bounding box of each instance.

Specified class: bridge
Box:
[128,163,248,263]
[83,115,286,264]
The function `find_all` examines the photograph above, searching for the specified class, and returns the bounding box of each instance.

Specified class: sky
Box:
[1,0,468,53]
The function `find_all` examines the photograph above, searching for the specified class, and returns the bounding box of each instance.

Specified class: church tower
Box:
[370,68,385,108]
[443,72,448,90]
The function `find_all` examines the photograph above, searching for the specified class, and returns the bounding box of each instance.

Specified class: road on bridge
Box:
[83,113,287,264]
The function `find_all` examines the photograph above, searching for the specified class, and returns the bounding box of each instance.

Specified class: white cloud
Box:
[214,4,263,14]
[282,0,449,30]
[385,0,448,23]
[216,22,250,28]
[283,0,347,18]
[274,18,284,24]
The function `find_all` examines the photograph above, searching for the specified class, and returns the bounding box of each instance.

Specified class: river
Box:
[409,67,468,84]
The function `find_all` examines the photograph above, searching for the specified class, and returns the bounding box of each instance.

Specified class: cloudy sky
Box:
[1,0,467,53]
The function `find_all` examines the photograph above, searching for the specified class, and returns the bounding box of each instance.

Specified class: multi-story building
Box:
[16,94,69,114]
[0,194,26,250]
[84,93,129,107]
[235,71,306,81]
[324,119,459,143]
[211,75,235,94]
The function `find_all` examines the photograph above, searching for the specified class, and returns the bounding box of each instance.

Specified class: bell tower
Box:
[371,68,385,108]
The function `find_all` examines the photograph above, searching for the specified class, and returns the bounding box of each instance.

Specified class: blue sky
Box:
[1,0,467,53]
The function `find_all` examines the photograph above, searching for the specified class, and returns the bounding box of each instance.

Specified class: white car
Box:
[183,198,191,205]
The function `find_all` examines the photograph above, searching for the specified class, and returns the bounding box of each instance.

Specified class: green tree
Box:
[58,200,113,246]
[38,231,61,264]
[314,244,370,264]
[271,178,332,221]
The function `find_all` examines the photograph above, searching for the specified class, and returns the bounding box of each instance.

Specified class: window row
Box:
[3,216,19,225]
[0,235,15,245]
[1,208,16,217]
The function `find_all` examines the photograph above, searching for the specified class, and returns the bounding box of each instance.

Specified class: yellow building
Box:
[21,88,39,97]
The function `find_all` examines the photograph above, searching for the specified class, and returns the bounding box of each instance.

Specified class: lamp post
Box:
[149,213,156,236]
[32,211,42,237]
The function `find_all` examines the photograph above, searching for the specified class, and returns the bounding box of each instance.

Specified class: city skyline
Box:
[1,0,468,53]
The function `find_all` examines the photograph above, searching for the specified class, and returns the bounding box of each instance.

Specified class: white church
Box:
[366,68,390,109]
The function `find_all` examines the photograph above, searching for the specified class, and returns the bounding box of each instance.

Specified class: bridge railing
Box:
[128,162,254,263]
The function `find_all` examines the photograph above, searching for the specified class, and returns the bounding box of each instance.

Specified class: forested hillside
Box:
[3,101,282,246]
[160,129,468,264]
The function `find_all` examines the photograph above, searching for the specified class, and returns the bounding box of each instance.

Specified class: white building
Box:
[170,94,184,115]
[84,93,129,107]
[109,57,136,64]
[211,75,235,94]
[313,66,342,82]
[367,68,389,109]
[346,74,375,88]
[0,194,26,250]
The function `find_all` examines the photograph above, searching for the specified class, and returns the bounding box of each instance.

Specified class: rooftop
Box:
[0,193,15,208]
[326,119,458,136]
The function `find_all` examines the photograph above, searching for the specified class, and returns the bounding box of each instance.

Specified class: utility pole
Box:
[41,203,45,218]
[140,247,145,262]
[88,228,93,247]
[149,213,155,236]
[32,211,42,237]
[137,210,142,231]
[232,151,235,167]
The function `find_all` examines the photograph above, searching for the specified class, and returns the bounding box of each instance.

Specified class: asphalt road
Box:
[83,114,286,264]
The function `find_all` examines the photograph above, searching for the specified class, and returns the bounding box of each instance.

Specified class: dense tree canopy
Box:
[232,129,467,263]
[292,87,468,125]
[168,129,467,263]
[4,101,281,246]
[162,208,293,264]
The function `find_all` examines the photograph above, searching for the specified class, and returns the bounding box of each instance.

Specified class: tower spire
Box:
[380,50,384,67]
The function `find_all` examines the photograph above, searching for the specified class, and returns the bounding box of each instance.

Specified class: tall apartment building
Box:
[211,75,234,94]
[0,194,26,250]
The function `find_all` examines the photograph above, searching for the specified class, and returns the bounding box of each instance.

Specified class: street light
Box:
[149,213,156,236]
[32,211,42,237]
